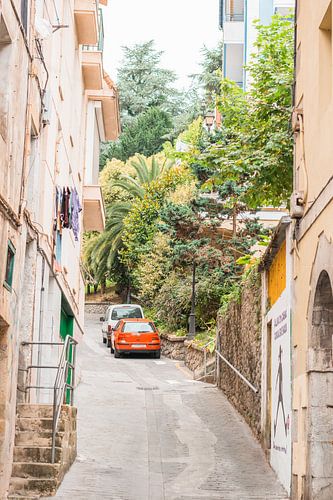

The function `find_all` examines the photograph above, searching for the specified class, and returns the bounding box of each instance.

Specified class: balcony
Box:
[83,185,105,232]
[224,0,244,22]
[86,75,121,141]
[81,8,104,90]
[82,50,103,90]
[74,0,98,45]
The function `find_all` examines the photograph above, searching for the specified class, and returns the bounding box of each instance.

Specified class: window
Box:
[225,0,244,22]
[4,241,15,291]
[224,43,244,86]
[110,306,143,320]
[122,322,155,333]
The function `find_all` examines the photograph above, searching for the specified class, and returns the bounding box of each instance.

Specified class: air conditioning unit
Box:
[290,191,305,219]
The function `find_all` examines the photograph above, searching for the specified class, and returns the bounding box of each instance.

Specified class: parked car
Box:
[111,318,161,358]
[101,304,144,347]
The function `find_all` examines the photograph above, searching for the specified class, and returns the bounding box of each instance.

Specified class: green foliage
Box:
[117,41,181,123]
[191,41,223,108]
[83,154,173,293]
[200,15,294,207]
[102,107,173,163]
[134,232,172,305]
[120,164,193,267]
[99,158,135,206]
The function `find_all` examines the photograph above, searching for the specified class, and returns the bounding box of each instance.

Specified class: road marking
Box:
[153,360,166,365]
[166,379,180,385]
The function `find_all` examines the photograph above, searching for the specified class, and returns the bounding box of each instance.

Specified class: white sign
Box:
[270,291,291,494]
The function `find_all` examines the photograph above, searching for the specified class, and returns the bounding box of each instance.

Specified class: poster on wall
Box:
[270,291,291,494]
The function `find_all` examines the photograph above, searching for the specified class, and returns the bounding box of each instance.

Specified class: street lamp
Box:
[204,111,215,133]
[188,261,196,338]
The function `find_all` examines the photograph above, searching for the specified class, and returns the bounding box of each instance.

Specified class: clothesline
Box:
[54,186,82,242]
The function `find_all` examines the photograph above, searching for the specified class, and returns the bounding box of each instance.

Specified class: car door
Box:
[102,307,111,333]
[111,320,121,349]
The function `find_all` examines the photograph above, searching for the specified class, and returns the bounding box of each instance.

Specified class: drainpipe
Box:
[36,255,46,402]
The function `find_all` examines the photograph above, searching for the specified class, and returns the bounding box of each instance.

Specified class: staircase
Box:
[8,404,77,499]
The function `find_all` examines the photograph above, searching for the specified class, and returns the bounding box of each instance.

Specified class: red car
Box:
[111,319,161,359]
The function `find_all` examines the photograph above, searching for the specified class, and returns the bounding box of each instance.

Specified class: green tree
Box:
[102,107,173,163]
[82,154,175,293]
[117,40,180,122]
[201,15,294,207]
[191,41,223,108]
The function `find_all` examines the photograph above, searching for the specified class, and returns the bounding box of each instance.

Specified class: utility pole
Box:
[188,261,196,338]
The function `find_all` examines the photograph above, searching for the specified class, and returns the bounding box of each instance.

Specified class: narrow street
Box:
[47,313,287,500]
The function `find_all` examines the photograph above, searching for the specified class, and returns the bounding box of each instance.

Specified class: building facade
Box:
[260,218,292,495]
[0,0,119,496]
[219,0,294,88]
[292,1,333,498]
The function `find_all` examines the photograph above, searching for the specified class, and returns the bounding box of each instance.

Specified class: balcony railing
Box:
[224,0,244,22]
[82,8,104,52]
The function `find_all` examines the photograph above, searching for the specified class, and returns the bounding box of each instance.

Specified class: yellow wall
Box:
[268,241,286,307]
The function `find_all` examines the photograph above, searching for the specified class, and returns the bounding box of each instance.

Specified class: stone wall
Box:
[84,302,111,315]
[184,340,215,375]
[216,271,262,439]
[161,334,186,360]
[161,334,215,381]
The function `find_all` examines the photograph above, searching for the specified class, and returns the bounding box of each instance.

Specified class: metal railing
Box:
[51,335,77,462]
[20,336,78,463]
[194,339,216,381]
[82,8,104,52]
[215,348,258,393]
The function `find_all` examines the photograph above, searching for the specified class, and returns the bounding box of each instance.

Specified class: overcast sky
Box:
[102,0,222,89]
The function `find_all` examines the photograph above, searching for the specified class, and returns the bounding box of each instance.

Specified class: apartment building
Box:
[219,0,294,88]
[292,1,333,499]
[0,1,119,496]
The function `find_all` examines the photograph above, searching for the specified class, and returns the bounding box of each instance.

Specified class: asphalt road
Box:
[49,313,288,500]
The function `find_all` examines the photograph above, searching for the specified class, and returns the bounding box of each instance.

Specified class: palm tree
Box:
[83,154,174,290]
[112,154,172,198]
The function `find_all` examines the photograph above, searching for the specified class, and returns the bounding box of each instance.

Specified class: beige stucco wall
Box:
[0,0,114,496]
[293,1,333,498]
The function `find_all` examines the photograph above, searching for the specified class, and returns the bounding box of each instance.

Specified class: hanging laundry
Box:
[62,187,71,228]
[71,187,82,241]
[54,186,63,232]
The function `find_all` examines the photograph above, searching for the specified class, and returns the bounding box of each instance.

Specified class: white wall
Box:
[261,226,292,494]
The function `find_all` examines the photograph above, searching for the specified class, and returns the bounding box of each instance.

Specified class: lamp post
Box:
[188,261,196,338]
[204,111,215,133]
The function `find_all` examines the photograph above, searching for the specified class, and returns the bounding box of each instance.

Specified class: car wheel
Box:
[103,337,106,344]
[154,350,161,359]
[114,348,121,358]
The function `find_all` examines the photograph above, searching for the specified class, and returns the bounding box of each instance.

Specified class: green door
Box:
[60,308,74,403]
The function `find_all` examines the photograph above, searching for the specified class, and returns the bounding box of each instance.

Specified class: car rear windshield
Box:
[123,322,155,333]
[111,306,143,320]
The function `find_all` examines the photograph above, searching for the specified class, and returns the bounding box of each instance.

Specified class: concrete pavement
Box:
[47,313,288,500]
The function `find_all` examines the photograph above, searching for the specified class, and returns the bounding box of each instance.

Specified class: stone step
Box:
[17,404,54,419]
[16,417,65,433]
[14,446,62,464]
[12,462,60,479]
[9,478,58,497]
[15,430,64,447]
[8,495,40,500]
